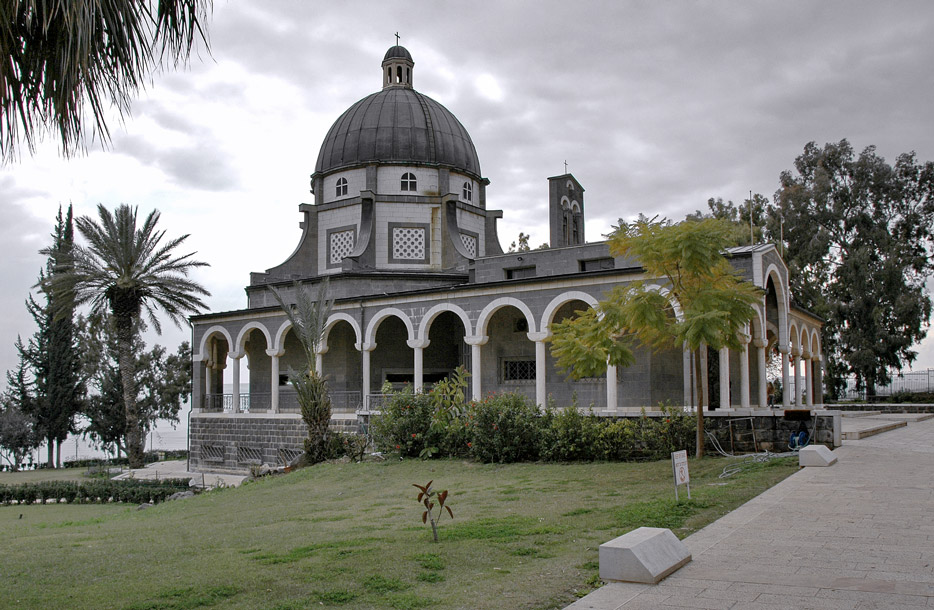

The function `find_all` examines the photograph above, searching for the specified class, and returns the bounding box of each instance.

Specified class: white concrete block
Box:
[599,527,692,584]
[799,444,837,467]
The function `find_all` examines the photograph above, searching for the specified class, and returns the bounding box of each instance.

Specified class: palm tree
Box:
[1,0,211,162]
[43,204,209,468]
[272,280,334,464]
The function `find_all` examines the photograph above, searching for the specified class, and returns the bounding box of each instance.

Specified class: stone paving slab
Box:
[840,418,907,440]
[865,413,934,423]
[566,418,934,610]
[838,411,881,418]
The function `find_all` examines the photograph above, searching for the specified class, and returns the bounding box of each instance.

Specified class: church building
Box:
[188,46,824,472]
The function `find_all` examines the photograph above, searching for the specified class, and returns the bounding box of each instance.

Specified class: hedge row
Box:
[371,389,696,463]
[0,478,193,506]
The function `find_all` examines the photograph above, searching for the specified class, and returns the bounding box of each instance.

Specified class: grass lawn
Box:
[0,455,797,610]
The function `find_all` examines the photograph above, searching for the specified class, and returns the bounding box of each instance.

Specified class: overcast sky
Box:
[2,1,933,383]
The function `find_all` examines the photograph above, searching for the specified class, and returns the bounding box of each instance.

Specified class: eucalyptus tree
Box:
[770,140,934,397]
[43,204,208,468]
[550,217,761,457]
[1,0,211,161]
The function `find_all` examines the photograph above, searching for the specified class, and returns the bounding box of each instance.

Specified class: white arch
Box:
[749,303,766,340]
[788,320,801,352]
[764,264,790,348]
[417,303,472,342]
[644,283,685,322]
[476,297,538,336]
[323,312,362,347]
[571,200,581,213]
[560,195,570,210]
[798,325,810,354]
[809,328,821,356]
[196,325,234,361]
[364,307,416,346]
[540,291,599,334]
[233,321,272,355]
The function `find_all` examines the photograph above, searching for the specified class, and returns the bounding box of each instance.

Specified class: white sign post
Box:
[671,450,691,501]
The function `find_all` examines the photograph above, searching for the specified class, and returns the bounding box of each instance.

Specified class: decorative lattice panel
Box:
[277,448,303,466]
[329,230,355,264]
[503,360,535,381]
[392,227,425,260]
[202,445,225,462]
[237,445,265,465]
[460,234,477,257]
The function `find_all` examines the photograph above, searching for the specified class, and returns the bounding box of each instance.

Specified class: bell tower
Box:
[548,173,585,247]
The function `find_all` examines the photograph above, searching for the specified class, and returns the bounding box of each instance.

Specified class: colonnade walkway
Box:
[568,415,934,609]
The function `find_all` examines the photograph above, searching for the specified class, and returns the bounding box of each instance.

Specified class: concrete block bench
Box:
[599,527,691,584]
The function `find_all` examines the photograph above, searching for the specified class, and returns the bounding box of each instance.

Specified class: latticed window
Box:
[202,445,225,462]
[401,172,417,191]
[463,181,472,201]
[502,359,535,382]
[237,445,264,464]
[335,177,348,197]
[460,233,477,257]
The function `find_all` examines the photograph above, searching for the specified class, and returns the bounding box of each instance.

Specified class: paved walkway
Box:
[112,459,247,488]
[568,417,934,609]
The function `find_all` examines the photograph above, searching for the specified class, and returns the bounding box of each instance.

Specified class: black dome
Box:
[383,45,413,62]
[314,88,481,179]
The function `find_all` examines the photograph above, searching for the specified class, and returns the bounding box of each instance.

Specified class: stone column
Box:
[813,354,824,406]
[528,331,550,408]
[739,336,750,409]
[606,362,618,413]
[230,352,242,413]
[754,338,768,408]
[267,349,282,413]
[408,339,429,393]
[792,347,802,407]
[315,345,328,377]
[192,356,204,413]
[719,347,730,410]
[360,342,375,409]
[779,345,791,408]
[465,335,488,401]
[803,350,813,406]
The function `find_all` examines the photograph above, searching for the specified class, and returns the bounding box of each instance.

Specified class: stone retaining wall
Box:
[189,413,361,474]
[827,402,934,414]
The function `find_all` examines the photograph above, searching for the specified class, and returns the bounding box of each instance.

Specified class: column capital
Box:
[811,353,821,362]
[739,333,751,345]
[407,339,430,349]
[527,331,551,342]
[228,350,243,360]
[464,335,489,346]
[791,346,802,358]
[265,348,284,358]
[801,350,811,360]
[356,342,376,352]
[315,345,329,355]
[777,344,790,355]
[753,338,768,349]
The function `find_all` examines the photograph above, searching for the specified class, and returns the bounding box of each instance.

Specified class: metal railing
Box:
[842,369,934,400]
[201,391,366,414]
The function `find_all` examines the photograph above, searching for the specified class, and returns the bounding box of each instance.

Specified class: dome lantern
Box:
[382,44,414,89]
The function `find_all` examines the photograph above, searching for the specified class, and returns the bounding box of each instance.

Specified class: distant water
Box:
[30,412,191,465]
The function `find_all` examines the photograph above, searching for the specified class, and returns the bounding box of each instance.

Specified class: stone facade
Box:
[187,45,825,474]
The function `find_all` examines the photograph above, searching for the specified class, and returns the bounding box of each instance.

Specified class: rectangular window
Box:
[502,359,535,382]
[505,266,536,280]
[580,257,614,272]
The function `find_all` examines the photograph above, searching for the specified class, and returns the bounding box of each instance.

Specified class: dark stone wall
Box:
[190,415,361,474]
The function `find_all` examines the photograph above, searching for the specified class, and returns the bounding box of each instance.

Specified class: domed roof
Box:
[314,87,482,179]
[383,45,413,62]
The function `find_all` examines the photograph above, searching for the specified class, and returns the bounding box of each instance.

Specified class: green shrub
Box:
[540,406,602,462]
[370,389,438,458]
[0,478,193,505]
[468,393,541,463]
